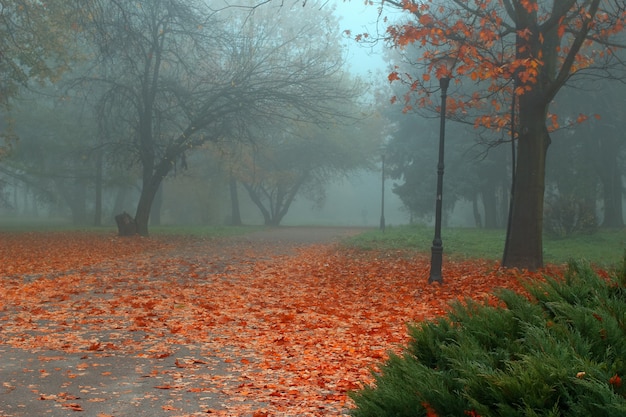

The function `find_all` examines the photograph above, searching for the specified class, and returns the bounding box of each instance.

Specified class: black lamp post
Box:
[380,153,386,232]
[428,75,450,284]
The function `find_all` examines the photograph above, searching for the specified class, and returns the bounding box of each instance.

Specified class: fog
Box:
[1,1,626,234]
[0,2,416,231]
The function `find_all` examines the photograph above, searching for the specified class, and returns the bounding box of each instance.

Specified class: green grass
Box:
[343,224,626,267]
[3,218,625,267]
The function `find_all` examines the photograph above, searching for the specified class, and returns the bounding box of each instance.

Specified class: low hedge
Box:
[350,260,626,417]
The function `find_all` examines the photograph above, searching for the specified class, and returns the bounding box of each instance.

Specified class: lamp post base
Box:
[429,244,443,284]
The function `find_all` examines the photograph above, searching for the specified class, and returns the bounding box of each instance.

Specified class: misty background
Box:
[1,1,625,234]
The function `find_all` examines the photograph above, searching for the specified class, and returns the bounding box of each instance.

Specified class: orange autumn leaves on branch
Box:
[383,0,626,131]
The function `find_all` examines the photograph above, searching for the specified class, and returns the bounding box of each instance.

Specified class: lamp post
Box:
[380,153,386,232]
[428,74,451,284]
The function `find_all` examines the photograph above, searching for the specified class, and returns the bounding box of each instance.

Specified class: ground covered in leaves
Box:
[0,230,557,416]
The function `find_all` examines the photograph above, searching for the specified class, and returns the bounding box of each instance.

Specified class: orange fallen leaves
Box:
[61,402,83,411]
[0,232,563,416]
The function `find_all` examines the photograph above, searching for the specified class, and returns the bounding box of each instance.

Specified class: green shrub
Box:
[350,260,626,417]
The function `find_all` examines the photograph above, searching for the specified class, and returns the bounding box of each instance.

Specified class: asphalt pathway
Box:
[0,227,366,417]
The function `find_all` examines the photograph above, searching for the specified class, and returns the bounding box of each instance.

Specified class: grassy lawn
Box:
[343,224,626,267]
[2,218,625,267]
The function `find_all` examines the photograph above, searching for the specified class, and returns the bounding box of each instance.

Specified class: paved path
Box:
[0,227,368,417]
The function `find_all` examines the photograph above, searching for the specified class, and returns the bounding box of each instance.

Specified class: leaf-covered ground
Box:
[0,231,560,416]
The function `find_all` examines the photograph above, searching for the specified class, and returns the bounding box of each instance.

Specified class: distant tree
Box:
[0,0,79,156]
[380,0,626,269]
[573,85,625,229]
[472,146,510,229]
[383,102,510,228]
[229,172,243,226]
[384,112,453,222]
[545,77,626,230]
[380,30,511,229]
[5,96,97,224]
[77,0,360,235]
[235,116,380,226]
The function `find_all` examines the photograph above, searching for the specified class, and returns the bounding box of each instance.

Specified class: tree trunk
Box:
[243,183,272,225]
[502,101,550,270]
[56,178,88,225]
[73,181,88,225]
[472,195,482,228]
[150,182,163,227]
[94,150,103,227]
[229,174,242,226]
[243,174,308,227]
[135,190,153,236]
[594,136,624,228]
[481,186,498,229]
[135,168,166,236]
[600,168,624,228]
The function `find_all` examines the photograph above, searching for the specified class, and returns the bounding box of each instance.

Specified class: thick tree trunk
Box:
[502,102,549,270]
[135,166,168,236]
[135,190,154,236]
[150,183,163,227]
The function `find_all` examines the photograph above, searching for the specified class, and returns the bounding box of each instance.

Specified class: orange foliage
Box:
[383,0,626,133]
[0,232,562,415]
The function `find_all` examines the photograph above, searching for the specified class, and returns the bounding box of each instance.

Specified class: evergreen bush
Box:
[350,260,626,417]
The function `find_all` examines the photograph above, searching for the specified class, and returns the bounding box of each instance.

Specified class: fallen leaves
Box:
[39,392,83,411]
[61,402,83,411]
[0,231,562,415]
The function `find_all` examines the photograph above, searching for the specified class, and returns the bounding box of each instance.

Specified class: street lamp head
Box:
[433,55,457,87]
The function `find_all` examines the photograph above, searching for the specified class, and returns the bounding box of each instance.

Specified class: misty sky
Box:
[332,1,387,76]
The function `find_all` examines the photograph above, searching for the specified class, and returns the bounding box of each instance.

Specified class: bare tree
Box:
[236,115,379,226]
[77,0,360,235]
